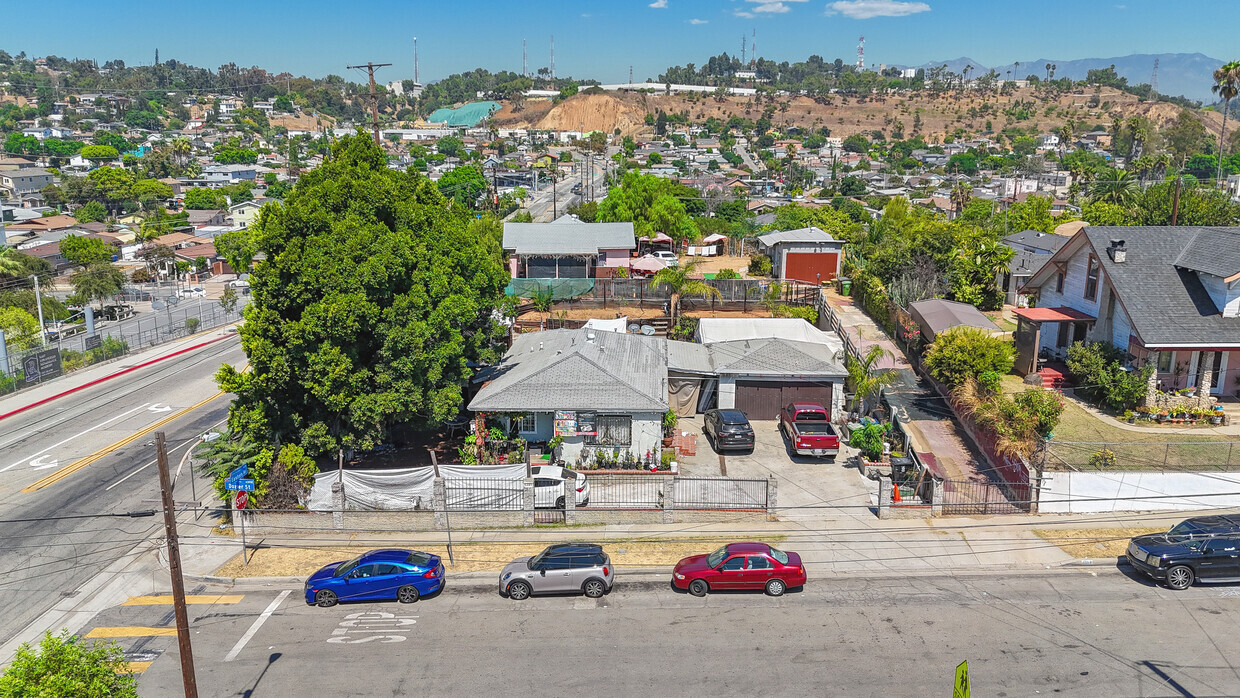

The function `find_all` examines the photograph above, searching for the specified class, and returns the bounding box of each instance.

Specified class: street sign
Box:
[84,335,102,351]
[225,478,255,492]
[953,660,970,698]
[235,491,248,509]
[228,465,248,481]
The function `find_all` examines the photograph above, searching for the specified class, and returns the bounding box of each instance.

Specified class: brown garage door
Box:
[784,252,839,283]
[734,381,833,421]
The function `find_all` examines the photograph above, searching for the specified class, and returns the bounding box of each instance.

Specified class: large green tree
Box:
[215,135,510,455]
[59,235,114,268]
[69,263,125,312]
[0,631,137,697]
[597,172,697,241]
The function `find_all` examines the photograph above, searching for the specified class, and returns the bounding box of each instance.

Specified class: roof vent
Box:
[586,332,596,343]
[1107,239,1126,263]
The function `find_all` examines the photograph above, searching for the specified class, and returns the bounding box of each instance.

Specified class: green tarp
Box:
[427,101,502,127]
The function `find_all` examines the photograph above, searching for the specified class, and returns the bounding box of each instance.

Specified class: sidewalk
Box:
[0,325,240,419]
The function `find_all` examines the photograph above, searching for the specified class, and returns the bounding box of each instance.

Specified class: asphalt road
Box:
[109,570,1240,697]
[0,336,244,645]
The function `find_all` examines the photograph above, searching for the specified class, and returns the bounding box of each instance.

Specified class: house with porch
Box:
[1018,226,1240,400]
[502,219,635,279]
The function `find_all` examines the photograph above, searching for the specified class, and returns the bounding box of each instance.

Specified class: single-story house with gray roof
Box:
[502,219,636,279]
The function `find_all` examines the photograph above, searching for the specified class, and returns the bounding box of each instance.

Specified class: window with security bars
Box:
[586,415,631,446]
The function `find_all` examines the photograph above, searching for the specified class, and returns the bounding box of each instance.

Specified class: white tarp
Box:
[583,317,628,334]
[307,463,527,511]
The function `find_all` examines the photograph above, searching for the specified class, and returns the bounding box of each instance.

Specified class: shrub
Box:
[779,304,818,324]
[1066,341,1151,411]
[185,317,201,333]
[850,423,890,461]
[1088,448,1117,469]
[0,630,137,696]
[747,255,772,277]
[923,326,1015,387]
[130,268,155,283]
[1012,388,1065,437]
[715,268,740,279]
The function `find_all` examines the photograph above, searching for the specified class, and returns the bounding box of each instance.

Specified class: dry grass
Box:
[215,536,785,578]
[1033,527,1163,559]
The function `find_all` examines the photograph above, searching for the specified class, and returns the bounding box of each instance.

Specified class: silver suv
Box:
[499,543,613,600]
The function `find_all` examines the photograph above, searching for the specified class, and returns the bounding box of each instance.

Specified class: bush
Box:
[850,423,890,461]
[186,317,201,333]
[923,326,1015,388]
[1066,341,1151,411]
[1012,388,1065,437]
[0,630,137,696]
[747,255,772,277]
[85,336,128,363]
[779,304,818,324]
[130,268,155,283]
[714,268,740,279]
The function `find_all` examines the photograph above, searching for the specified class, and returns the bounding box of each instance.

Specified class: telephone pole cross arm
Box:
[346,62,392,146]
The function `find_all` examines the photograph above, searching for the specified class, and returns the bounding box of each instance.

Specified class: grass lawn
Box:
[1033,527,1163,558]
[1001,375,1239,470]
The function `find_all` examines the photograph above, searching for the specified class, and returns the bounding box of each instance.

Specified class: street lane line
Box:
[123,595,244,606]
[224,590,291,662]
[105,436,196,492]
[0,403,151,474]
[22,392,224,493]
[116,661,153,674]
[85,626,177,638]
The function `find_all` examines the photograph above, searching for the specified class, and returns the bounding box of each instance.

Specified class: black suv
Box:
[1126,515,1240,590]
[703,409,755,451]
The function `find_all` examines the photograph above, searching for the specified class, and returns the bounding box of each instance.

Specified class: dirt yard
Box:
[1033,527,1163,559]
[214,536,785,577]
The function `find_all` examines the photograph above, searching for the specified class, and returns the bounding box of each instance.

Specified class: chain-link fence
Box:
[1044,440,1240,471]
[1,301,244,398]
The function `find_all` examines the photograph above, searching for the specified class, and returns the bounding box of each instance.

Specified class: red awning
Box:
[1013,307,1095,323]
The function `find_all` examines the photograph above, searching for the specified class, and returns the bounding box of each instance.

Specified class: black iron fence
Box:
[443,478,524,511]
[672,477,769,511]
[585,474,665,510]
[939,478,1029,515]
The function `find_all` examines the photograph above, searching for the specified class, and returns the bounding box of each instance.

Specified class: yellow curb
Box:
[122,594,243,606]
[84,626,177,638]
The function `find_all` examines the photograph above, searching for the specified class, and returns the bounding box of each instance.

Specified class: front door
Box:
[1199,538,1240,580]
[343,564,383,600]
[714,555,748,589]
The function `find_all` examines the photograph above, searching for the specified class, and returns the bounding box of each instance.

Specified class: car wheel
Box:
[507,580,532,600]
[315,589,338,608]
[397,585,420,603]
[583,579,606,598]
[555,496,565,509]
[1165,565,1194,590]
[765,579,786,597]
[688,579,709,597]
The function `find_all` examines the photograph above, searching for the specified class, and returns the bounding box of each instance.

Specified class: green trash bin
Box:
[840,279,852,296]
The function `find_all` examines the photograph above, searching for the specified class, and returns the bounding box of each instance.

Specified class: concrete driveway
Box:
[677,416,877,520]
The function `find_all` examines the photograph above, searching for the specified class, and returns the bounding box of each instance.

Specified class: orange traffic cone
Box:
[891,482,902,503]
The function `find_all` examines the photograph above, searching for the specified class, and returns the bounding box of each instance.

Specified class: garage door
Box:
[784,252,839,283]
[734,381,833,421]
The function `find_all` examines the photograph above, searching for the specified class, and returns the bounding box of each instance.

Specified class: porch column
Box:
[1198,351,1217,399]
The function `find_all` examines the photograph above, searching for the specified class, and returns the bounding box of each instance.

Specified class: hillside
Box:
[490,86,1224,143]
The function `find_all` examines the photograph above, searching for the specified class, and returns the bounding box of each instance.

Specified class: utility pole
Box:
[523,39,528,78]
[1171,175,1182,226]
[155,432,198,698]
[31,274,46,346]
[553,173,558,219]
[346,62,392,146]
[550,35,556,89]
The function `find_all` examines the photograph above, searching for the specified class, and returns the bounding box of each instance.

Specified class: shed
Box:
[908,299,1004,342]
[756,226,844,283]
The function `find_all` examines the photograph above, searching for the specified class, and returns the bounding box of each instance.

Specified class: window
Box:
[720,556,746,571]
[1084,255,1100,301]
[515,413,537,433]
[748,556,772,570]
[768,547,790,565]
[1055,272,1065,294]
[586,415,632,446]
[1157,351,1173,373]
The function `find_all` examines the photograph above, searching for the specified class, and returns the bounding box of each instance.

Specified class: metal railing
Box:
[672,477,769,511]
[584,474,664,510]
[443,478,524,511]
[938,478,1029,515]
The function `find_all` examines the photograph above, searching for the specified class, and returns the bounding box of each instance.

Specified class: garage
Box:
[784,252,839,284]
[734,380,833,421]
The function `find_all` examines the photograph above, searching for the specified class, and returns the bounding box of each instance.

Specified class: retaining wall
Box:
[1039,470,1240,513]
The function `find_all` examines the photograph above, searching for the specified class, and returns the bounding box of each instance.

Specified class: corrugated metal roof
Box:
[502,222,636,255]
[757,226,838,246]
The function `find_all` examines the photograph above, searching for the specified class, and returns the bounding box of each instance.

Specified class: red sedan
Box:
[672,542,806,597]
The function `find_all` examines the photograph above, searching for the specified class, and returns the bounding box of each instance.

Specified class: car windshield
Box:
[527,551,546,569]
[769,547,790,564]
[706,546,729,568]
[1167,521,1206,540]
[405,552,431,567]
[334,554,365,577]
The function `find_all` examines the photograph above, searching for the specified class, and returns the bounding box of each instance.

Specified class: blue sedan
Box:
[304,549,444,607]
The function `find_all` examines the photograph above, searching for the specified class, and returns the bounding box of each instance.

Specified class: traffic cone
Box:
[892,482,902,503]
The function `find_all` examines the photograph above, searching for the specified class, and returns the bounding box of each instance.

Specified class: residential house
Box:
[1,168,54,196]
[502,219,636,278]
[5,213,78,237]
[756,227,845,283]
[203,164,259,185]
[1019,226,1240,398]
[998,229,1070,306]
[186,209,227,228]
[20,126,72,141]
[228,199,264,228]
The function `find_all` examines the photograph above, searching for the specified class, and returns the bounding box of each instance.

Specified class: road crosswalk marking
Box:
[85,626,177,638]
[122,594,244,605]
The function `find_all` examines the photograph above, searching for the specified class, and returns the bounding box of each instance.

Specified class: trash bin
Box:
[840,278,852,296]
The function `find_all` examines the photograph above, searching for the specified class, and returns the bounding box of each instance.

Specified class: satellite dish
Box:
[640,325,656,336]
[152,300,166,310]
[627,323,641,334]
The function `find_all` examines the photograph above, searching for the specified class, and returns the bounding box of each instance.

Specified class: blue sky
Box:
[12,0,1238,84]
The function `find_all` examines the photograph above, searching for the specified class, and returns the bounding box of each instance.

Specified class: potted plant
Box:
[548,435,564,462]
[1122,410,1135,424]
[1135,406,1151,421]
[1212,409,1225,425]
[662,410,679,447]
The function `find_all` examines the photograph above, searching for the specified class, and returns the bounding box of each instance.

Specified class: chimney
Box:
[1107,239,1126,263]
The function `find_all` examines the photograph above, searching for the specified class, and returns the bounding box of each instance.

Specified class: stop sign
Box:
[235,490,248,510]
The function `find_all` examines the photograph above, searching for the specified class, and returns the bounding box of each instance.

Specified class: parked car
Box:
[652,250,679,267]
[499,543,613,600]
[531,465,590,508]
[304,548,444,607]
[703,409,755,451]
[1127,534,1240,590]
[180,287,206,298]
[779,402,840,459]
[672,542,806,597]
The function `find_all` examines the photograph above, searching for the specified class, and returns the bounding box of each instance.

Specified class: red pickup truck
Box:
[779,402,841,459]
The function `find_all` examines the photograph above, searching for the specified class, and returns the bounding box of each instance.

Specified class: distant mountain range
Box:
[905,53,1223,104]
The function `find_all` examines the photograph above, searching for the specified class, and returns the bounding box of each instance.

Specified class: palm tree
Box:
[648,259,721,327]
[1211,61,1240,188]
[846,344,900,417]
[0,247,25,277]
[950,181,972,216]
[170,138,191,169]
[1090,168,1140,207]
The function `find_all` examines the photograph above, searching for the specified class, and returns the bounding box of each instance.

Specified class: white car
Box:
[180,287,206,298]
[652,250,679,267]
[531,465,590,508]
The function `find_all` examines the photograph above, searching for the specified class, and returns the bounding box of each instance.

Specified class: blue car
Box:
[304,549,444,607]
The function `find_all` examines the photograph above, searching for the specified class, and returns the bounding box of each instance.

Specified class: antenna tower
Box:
[523,40,528,77]
[1150,58,1159,96]
[751,29,757,66]
[550,35,556,85]
[741,35,746,64]
[154,48,159,66]
[413,37,419,85]
[856,36,865,70]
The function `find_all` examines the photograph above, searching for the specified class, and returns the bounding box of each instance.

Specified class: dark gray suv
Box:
[499,543,614,600]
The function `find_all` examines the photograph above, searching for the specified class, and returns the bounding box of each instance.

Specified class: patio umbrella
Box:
[631,255,666,273]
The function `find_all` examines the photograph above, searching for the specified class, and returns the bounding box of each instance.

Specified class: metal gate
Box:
[939,478,1029,515]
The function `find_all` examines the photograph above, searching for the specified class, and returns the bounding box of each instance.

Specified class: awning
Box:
[1012,307,1095,323]
[701,233,727,244]
[631,255,666,272]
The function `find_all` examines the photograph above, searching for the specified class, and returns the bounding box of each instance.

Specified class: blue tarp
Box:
[427,101,502,127]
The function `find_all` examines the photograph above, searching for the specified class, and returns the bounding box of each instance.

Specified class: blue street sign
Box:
[225,478,256,492]
[227,465,248,482]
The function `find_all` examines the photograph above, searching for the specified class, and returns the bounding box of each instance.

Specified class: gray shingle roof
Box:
[756,226,837,246]
[1172,228,1240,280]
[708,338,846,377]
[1003,229,1069,254]
[667,340,714,374]
[502,222,636,256]
[1083,226,1240,346]
[469,329,667,412]
[908,299,1001,342]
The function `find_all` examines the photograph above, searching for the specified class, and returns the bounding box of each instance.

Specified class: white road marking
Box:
[28,456,59,470]
[105,437,197,491]
[148,404,172,413]
[224,590,290,662]
[0,403,151,473]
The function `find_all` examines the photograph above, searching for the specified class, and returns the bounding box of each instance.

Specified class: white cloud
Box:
[826,0,931,19]
[753,2,791,12]
[734,9,755,17]
[649,0,667,7]
[689,17,709,24]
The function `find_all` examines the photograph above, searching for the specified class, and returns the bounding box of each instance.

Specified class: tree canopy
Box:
[596,172,698,241]
[215,135,510,456]
[0,630,137,697]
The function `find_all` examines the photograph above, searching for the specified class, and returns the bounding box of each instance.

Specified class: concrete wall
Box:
[1039,471,1240,513]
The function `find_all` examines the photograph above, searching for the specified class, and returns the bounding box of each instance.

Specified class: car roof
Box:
[717,410,748,423]
[359,548,418,563]
[543,543,603,556]
[1184,515,1240,530]
[726,542,772,554]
